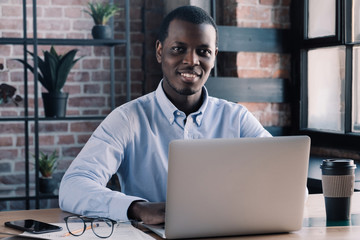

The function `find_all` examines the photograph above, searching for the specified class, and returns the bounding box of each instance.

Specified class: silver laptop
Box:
[144,136,310,239]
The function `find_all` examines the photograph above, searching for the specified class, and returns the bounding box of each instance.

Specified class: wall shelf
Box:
[0,0,130,209]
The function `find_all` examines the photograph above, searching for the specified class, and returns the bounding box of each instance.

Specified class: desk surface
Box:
[0,193,360,239]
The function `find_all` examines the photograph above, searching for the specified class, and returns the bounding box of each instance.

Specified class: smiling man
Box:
[59,6,271,225]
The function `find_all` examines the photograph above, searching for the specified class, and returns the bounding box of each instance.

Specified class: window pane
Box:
[353,47,360,132]
[307,46,345,132]
[353,0,360,41]
[308,0,336,38]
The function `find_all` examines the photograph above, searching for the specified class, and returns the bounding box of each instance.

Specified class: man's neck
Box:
[162,83,204,116]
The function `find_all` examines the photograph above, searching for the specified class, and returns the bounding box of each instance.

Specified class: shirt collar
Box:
[155,80,209,126]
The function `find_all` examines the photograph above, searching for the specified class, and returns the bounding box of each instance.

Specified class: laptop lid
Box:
[162,136,310,239]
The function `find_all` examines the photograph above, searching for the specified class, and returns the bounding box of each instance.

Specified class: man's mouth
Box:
[181,72,197,78]
[178,71,201,82]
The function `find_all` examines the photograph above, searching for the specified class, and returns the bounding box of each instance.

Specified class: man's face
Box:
[156,19,218,99]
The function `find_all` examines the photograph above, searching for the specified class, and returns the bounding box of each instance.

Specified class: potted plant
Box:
[14,46,82,117]
[37,150,59,194]
[83,2,121,39]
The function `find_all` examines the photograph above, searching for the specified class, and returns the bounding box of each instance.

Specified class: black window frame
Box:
[293,0,360,150]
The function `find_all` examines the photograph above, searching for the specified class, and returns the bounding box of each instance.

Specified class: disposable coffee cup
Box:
[320,159,356,221]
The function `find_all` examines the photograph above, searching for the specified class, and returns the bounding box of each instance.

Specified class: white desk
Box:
[0,193,359,239]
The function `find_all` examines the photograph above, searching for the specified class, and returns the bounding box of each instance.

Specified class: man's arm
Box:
[59,109,145,221]
[128,201,166,224]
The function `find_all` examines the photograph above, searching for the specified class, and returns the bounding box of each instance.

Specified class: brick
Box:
[2,5,22,17]
[68,96,106,107]
[77,134,91,144]
[63,85,81,94]
[36,123,68,133]
[83,59,101,69]
[84,84,101,94]
[260,53,280,68]
[16,136,34,147]
[70,121,100,132]
[37,19,71,31]
[0,173,25,184]
[73,20,93,31]
[0,162,11,172]
[57,135,75,145]
[82,110,100,115]
[0,137,13,147]
[0,45,12,56]
[94,47,111,57]
[39,135,55,145]
[68,72,90,83]
[236,52,258,68]
[52,0,89,5]
[0,19,23,31]
[273,8,290,26]
[43,7,63,18]
[236,6,270,22]
[0,123,25,134]
[64,7,83,18]
[93,71,111,82]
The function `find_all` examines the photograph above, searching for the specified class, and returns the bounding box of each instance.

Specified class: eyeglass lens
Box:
[65,216,114,238]
[92,218,114,238]
[65,216,86,236]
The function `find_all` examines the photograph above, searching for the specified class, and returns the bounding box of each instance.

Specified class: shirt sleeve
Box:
[239,107,272,138]
[59,108,146,221]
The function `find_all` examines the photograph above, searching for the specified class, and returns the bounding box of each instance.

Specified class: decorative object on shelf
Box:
[37,150,59,194]
[83,2,121,39]
[14,46,82,117]
[0,83,23,106]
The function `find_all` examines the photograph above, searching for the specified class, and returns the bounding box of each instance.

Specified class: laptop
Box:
[143,136,310,239]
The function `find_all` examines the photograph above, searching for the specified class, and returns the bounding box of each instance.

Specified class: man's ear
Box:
[155,40,162,63]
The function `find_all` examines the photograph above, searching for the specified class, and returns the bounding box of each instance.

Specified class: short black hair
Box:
[158,5,218,47]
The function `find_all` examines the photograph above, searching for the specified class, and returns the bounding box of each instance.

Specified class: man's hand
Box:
[128,201,165,224]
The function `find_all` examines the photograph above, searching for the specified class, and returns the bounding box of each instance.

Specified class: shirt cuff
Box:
[108,193,147,221]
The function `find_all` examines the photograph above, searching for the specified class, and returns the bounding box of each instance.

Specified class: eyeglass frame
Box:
[63,215,118,239]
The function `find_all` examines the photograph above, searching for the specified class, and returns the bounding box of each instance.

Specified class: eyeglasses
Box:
[64,215,118,238]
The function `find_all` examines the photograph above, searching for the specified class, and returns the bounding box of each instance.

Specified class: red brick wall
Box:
[0,0,143,209]
[217,0,291,127]
[0,0,291,210]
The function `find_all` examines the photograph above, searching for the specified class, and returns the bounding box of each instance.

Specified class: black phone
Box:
[5,219,62,234]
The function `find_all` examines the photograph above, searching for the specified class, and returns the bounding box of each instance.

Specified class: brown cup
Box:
[320,159,356,221]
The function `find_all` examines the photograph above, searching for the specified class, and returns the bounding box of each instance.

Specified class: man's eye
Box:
[172,47,185,53]
[198,49,211,56]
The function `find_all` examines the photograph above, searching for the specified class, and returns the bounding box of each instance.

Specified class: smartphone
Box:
[5,219,62,234]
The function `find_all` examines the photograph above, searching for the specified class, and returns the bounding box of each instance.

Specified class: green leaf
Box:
[84,2,121,25]
[38,150,58,177]
[56,49,80,91]
[13,46,82,93]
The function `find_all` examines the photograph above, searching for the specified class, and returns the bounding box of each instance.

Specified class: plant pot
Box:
[39,177,56,194]
[91,25,112,39]
[42,92,68,118]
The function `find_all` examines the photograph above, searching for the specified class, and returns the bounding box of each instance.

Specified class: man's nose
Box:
[183,50,199,66]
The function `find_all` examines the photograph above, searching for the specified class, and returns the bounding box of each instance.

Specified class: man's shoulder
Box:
[207,96,246,110]
[112,91,157,116]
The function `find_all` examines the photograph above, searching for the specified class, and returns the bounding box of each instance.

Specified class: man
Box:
[59,5,271,225]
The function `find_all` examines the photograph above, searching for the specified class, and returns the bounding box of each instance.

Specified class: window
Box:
[295,0,360,148]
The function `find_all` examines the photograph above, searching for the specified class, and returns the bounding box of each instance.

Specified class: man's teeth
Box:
[181,73,197,78]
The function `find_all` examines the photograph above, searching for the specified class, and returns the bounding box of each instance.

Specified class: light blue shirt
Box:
[59,81,271,221]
